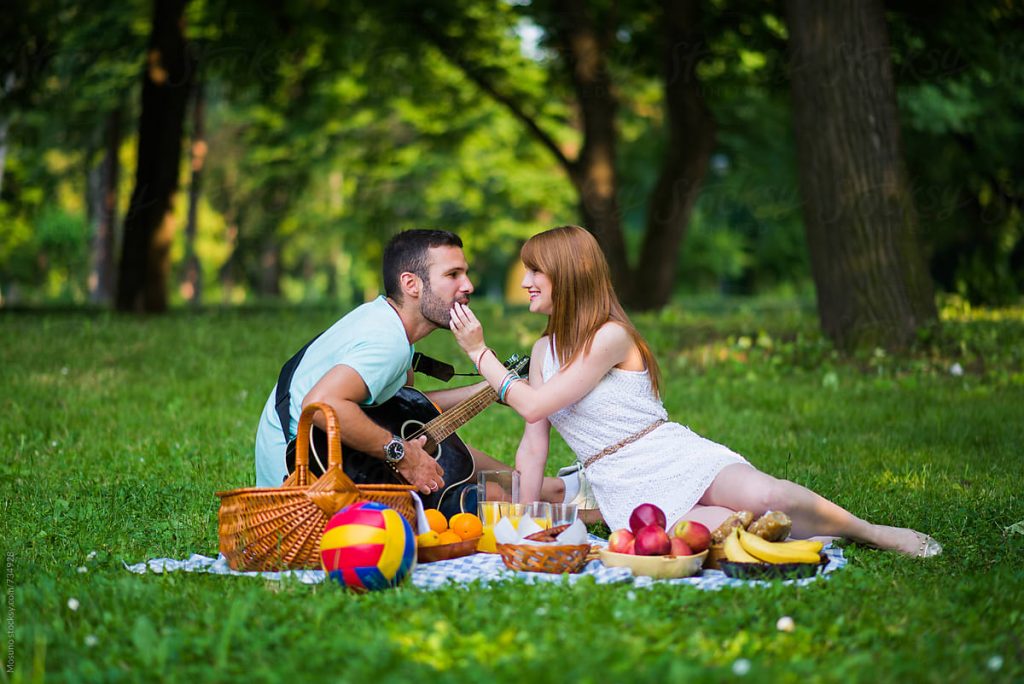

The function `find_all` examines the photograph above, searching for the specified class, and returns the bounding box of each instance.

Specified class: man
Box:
[254,229,569,514]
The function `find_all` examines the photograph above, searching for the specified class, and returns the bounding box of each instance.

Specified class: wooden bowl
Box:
[417,536,481,564]
[598,548,708,579]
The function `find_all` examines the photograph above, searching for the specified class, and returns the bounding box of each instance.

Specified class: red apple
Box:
[634,524,672,556]
[670,519,711,553]
[669,537,693,557]
[629,503,667,534]
[607,528,635,554]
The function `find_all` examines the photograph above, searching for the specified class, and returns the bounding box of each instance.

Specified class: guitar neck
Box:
[423,383,498,443]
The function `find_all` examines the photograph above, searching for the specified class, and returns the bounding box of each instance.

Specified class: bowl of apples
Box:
[598,504,710,579]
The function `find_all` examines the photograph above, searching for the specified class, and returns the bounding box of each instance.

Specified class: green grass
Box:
[2,299,1023,683]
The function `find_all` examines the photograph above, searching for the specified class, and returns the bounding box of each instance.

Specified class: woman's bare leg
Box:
[699,464,934,554]
[670,505,737,533]
[671,504,835,544]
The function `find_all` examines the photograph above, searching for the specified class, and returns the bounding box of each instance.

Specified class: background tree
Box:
[87,104,123,304]
[396,0,718,309]
[887,1,1024,305]
[1,0,145,304]
[1,1,1021,330]
[154,0,575,307]
[115,0,192,312]
[785,0,937,350]
[181,51,206,307]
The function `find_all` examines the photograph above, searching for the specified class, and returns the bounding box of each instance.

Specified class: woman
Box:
[449,225,941,556]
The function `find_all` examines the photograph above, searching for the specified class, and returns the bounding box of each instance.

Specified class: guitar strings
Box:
[405,358,524,444]
[410,388,494,439]
[406,385,496,443]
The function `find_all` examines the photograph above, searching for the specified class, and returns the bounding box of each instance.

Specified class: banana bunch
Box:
[722,528,823,564]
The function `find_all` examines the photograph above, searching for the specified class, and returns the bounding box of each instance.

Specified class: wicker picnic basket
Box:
[496,543,592,574]
[217,402,417,571]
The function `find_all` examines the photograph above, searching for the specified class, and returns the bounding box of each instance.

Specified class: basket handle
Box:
[291,401,346,486]
[288,402,367,516]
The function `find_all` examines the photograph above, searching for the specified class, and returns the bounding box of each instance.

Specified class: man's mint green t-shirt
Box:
[254,297,413,486]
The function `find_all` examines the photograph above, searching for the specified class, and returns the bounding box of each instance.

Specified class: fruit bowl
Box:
[719,554,827,580]
[598,548,708,579]
[417,536,480,564]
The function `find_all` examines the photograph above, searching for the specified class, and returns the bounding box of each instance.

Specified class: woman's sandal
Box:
[863,528,943,557]
[912,532,943,558]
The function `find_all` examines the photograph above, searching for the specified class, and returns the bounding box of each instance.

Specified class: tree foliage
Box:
[888,1,1024,305]
[0,0,1020,324]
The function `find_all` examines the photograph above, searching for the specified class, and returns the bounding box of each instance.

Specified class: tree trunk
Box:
[115,0,192,313]
[553,0,631,298]
[630,0,716,310]
[89,106,122,305]
[219,220,239,304]
[785,0,936,350]
[0,119,8,198]
[259,237,281,297]
[182,73,206,307]
[0,73,12,197]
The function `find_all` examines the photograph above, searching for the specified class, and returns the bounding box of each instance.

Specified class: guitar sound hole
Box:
[400,419,442,460]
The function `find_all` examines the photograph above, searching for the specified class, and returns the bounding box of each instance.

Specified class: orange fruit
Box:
[450,513,483,541]
[416,531,441,548]
[437,530,462,545]
[448,512,478,531]
[424,509,448,534]
[448,512,469,528]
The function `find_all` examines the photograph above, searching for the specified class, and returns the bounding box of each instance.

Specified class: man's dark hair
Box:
[382,229,463,301]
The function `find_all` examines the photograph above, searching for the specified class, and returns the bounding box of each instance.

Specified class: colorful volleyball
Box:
[320,501,416,591]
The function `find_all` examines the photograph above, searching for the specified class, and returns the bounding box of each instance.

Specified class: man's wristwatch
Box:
[383,435,405,465]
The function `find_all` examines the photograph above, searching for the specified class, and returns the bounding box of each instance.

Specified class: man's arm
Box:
[302,364,444,495]
[423,381,489,412]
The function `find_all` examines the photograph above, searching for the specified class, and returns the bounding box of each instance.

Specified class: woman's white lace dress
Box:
[543,345,749,531]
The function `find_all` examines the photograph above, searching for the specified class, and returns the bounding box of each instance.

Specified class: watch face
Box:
[385,438,405,463]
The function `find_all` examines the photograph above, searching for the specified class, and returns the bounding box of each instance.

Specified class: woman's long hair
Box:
[520,225,661,396]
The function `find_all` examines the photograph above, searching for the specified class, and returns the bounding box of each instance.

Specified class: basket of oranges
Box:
[416,509,483,563]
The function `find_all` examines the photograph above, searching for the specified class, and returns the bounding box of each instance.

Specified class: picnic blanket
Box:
[124,536,846,591]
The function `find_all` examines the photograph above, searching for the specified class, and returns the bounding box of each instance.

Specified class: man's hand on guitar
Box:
[396,435,445,495]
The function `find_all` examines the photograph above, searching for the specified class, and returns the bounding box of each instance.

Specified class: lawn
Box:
[2,298,1023,683]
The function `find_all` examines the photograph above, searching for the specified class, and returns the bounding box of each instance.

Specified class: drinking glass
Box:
[526,501,552,529]
[476,500,509,553]
[477,500,509,528]
[505,503,528,530]
[477,469,519,504]
[550,503,578,527]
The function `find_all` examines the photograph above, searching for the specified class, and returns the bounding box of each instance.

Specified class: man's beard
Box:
[419,282,467,328]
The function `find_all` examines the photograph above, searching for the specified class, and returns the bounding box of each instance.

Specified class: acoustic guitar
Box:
[285,354,528,511]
